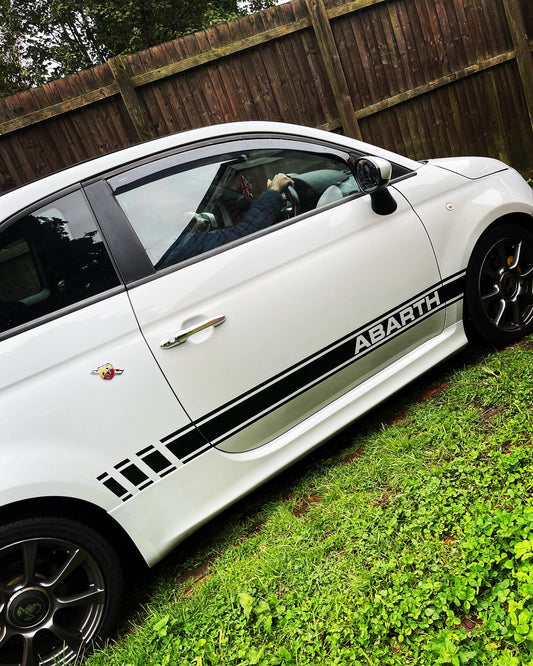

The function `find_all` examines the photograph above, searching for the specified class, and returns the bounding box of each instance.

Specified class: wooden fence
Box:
[0,0,532,194]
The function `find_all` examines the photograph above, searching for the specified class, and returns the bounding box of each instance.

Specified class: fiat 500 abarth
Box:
[1,121,532,665]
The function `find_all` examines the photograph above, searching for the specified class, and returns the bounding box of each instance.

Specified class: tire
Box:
[0,517,123,666]
[465,222,533,345]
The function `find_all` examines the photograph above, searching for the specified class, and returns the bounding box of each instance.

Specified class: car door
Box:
[99,136,446,456]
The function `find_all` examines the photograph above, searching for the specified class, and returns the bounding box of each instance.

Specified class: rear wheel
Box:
[466,223,533,345]
[0,517,122,666]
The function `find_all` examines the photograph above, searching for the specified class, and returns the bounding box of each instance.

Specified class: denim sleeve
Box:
[157,190,283,267]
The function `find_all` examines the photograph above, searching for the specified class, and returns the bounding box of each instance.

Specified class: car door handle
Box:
[160,315,226,349]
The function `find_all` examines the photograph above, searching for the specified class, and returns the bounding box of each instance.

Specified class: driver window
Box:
[110,147,359,271]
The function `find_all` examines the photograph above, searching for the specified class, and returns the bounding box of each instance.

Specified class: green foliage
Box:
[0,0,276,94]
[86,340,533,665]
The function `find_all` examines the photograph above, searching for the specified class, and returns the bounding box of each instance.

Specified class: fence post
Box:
[304,0,362,140]
[502,0,533,131]
[108,56,156,142]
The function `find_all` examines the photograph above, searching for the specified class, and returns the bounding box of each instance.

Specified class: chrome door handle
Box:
[160,315,226,349]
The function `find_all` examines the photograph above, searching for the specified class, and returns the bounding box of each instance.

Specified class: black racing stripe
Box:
[165,427,208,461]
[120,463,149,487]
[164,272,466,463]
[197,274,465,431]
[103,477,128,499]
[440,272,466,303]
[161,424,196,444]
[142,450,173,474]
[198,331,365,442]
[198,274,466,444]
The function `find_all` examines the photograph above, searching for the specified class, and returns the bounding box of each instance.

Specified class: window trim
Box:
[84,180,155,284]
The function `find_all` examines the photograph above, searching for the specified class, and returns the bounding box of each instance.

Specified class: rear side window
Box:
[0,190,120,335]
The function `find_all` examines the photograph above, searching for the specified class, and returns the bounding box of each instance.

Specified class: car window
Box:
[0,190,120,334]
[110,147,359,270]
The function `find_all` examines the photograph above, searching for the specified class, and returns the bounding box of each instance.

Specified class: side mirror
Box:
[353,156,398,215]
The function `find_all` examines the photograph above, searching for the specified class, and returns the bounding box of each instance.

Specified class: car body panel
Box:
[394,165,533,279]
[426,156,508,179]
[0,292,194,511]
[0,121,532,572]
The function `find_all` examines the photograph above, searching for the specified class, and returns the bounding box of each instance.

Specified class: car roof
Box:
[0,121,421,220]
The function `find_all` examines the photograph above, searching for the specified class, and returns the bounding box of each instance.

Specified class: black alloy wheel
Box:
[466,223,533,345]
[0,518,122,666]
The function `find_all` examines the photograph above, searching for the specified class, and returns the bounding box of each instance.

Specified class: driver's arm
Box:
[203,172,294,244]
[158,174,294,265]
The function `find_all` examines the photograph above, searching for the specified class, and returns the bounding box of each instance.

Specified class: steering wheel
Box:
[184,212,217,233]
[282,184,300,218]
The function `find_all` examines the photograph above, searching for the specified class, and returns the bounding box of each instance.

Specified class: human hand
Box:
[267,173,294,192]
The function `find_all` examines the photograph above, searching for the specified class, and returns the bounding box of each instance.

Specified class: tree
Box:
[0,0,276,95]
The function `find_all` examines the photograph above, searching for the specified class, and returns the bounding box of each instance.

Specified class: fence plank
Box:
[356,51,515,118]
[304,0,362,138]
[108,56,156,141]
[130,18,311,88]
[502,0,533,129]
[0,84,118,136]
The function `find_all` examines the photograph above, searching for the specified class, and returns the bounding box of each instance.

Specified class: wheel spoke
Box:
[48,623,84,654]
[519,265,533,279]
[493,299,507,327]
[55,585,105,610]
[44,548,86,590]
[0,624,11,647]
[509,241,522,269]
[21,634,39,666]
[481,286,500,303]
[21,541,38,587]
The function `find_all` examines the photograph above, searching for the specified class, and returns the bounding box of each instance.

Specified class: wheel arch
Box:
[463,213,533,344]
[474,211,533,245]
[0,495,146,572]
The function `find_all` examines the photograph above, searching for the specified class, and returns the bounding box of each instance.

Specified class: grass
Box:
[86,338,533,666]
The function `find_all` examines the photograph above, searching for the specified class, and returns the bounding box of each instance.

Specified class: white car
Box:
[1,121,532,665]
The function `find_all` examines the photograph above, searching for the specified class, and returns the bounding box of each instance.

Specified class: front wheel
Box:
[465,223,533,345]
[0,517,123,666]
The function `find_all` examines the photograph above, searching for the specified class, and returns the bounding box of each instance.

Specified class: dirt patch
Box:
[291,494,323,517]
[341,448,365,464]
[179,557,216,597]
[235,520,266,545]
[457,615,482,632]
[480,406,505,422]
[419,382,449,401]
[373,490,396,508]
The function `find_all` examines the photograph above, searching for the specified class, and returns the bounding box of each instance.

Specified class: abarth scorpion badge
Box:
[91,363,124,380]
